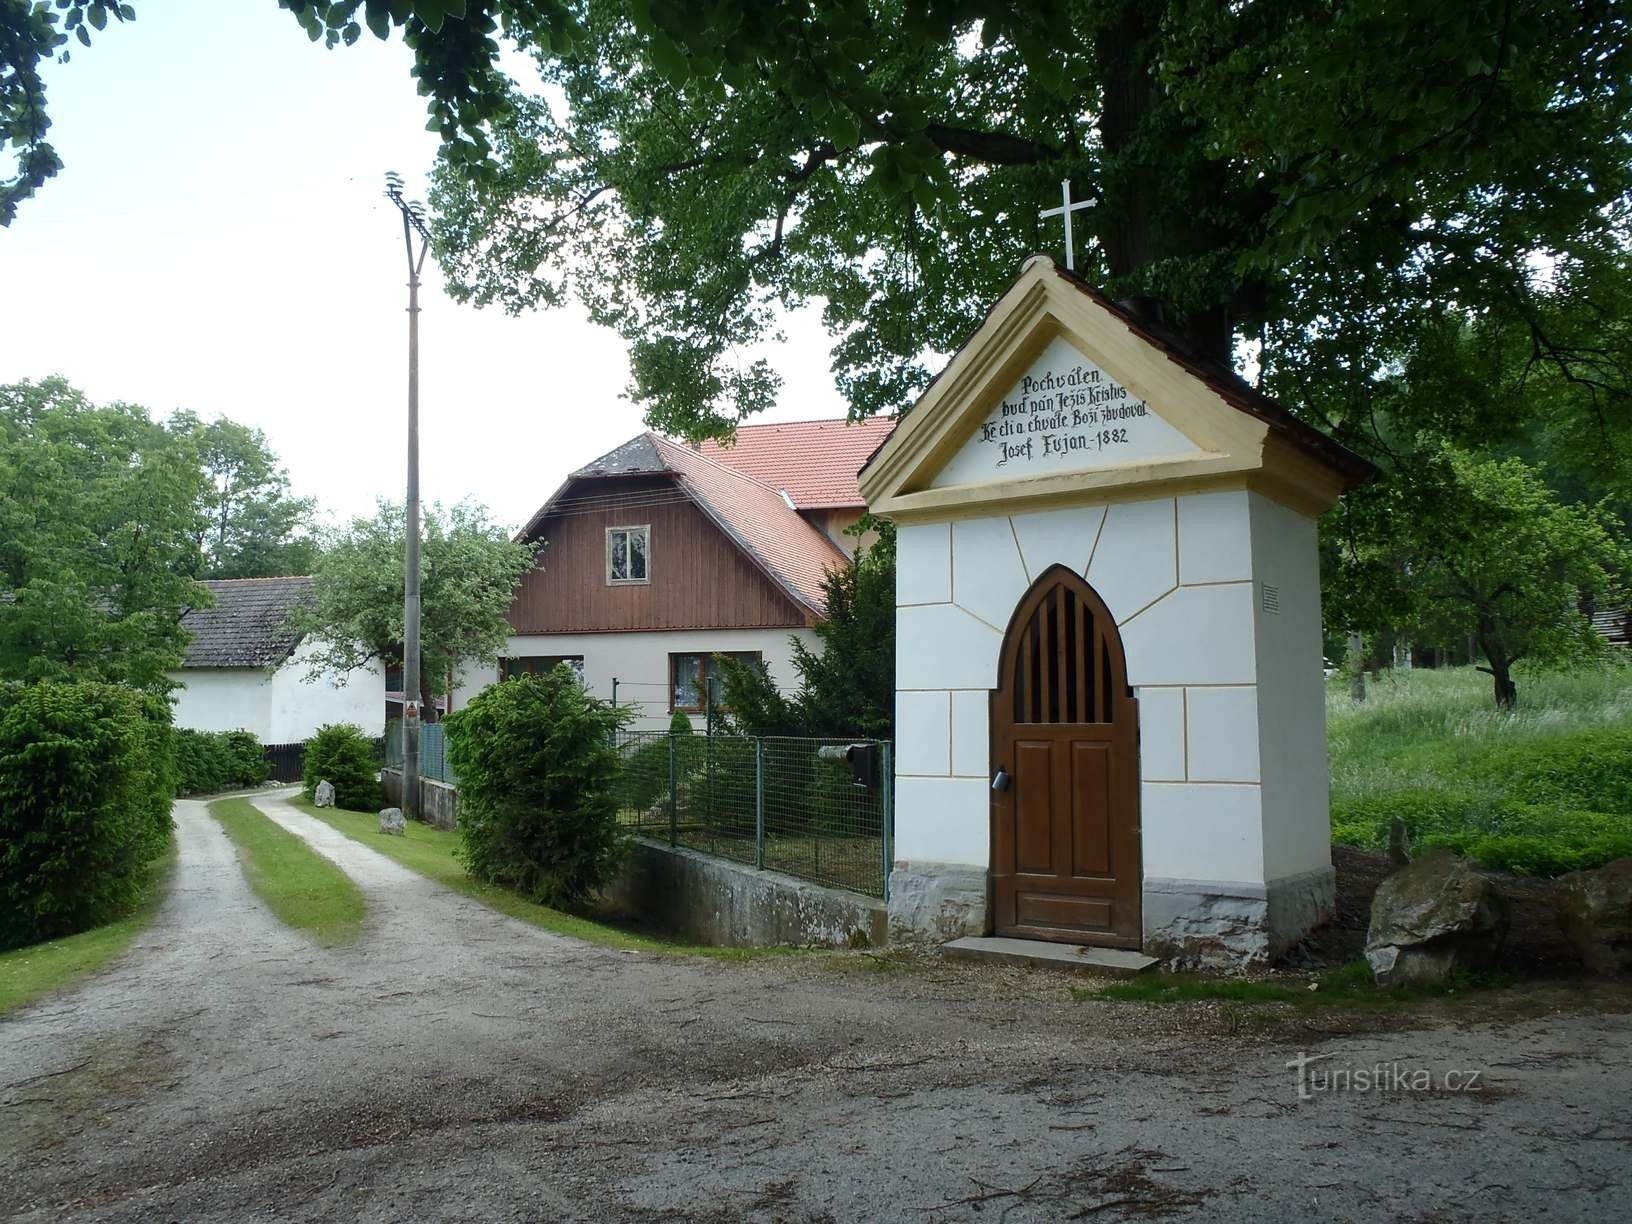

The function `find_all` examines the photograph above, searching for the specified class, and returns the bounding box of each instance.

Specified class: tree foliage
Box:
[0,377,209,693]
[719,521,895,738]
[294,499,537,718]
[167,412,318,580]
[1326,443,1627,708]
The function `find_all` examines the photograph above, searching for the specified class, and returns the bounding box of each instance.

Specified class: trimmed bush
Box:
[445,665,631,907]
[302,723,383,812]
[0,681,175,950]
[173,728,269,796]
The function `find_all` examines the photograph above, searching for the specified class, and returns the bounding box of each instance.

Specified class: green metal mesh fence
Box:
[384,719,457,785]
[614,732,893,899]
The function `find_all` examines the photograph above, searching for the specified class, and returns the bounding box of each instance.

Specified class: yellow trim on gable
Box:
[860,258,1349,522]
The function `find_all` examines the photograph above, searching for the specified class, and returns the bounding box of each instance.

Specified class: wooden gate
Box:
[990,565,1141,946]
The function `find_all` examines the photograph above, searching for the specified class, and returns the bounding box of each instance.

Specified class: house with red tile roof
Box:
[453,419,895,730]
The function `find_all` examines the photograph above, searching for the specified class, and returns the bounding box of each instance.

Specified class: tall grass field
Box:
[1328,663,1632,876]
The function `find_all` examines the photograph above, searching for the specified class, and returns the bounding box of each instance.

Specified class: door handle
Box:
[991,768,1012,793]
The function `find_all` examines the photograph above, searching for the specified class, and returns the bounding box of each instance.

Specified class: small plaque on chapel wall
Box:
[930,335,1202,488]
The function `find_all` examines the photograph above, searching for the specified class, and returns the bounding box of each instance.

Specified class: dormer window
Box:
[606,525,650,585]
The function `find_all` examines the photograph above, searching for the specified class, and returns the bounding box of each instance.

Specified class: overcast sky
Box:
[0,1,849,532]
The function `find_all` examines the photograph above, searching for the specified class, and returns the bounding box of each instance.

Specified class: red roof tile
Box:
[699,417,897,509]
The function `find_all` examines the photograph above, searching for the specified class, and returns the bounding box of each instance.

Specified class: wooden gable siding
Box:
[509,476,813,633]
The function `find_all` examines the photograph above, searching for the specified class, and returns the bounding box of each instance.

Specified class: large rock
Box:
[314,780,336,808]
[378,807,406,836]
[1365,849,1510,987]
[1554,858,1632,975]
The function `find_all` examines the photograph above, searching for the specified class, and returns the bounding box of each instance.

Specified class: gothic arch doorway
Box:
[990,565,1142,946]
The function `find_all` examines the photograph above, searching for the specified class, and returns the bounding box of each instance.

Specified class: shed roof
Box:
[180,576,313,669]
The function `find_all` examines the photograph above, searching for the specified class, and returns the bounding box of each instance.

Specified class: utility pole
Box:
[385,171,431,821]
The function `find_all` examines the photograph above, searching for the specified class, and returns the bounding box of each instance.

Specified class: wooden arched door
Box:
[990,565,1141,947]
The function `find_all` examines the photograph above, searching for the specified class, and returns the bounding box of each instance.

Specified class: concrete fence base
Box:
[604,840,888,949]
[380,768,459,831]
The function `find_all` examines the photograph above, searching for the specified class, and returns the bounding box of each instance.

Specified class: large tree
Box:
[0,377,209,692]
[1327,442,1627,708]
[167,412,318,579]
[293,499,536,720]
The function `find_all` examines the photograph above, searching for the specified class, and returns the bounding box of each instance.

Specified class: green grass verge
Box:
[288,797,805,959]
[1326,663,1632,876]
[0,841,176,1017]
[1072,960,1518,1010]
[210,798,365,947]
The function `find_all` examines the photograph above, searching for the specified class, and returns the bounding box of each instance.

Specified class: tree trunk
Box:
[420,679,439,724]
[1347,632,1367,702]
[1092,1,1234,365]
[1489,663,1517,709]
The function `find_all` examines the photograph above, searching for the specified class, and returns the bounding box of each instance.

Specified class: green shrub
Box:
[173,728,268,795]
[0,681,175,950]
[669,710,694,735]
[446,666,632,907]
[302,723,383,811]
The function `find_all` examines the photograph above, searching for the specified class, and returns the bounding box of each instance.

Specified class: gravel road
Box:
[2,790,1629,1222]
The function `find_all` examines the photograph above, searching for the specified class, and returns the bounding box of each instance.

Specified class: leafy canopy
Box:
[294,498,537,715]
[167,412,318,580]
[0,377,209,693]
[1326,442,1628,707]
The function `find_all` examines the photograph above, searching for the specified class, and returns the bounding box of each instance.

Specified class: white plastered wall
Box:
[267,638,385,743]
[451,628,820,732]
[169,640,384,744]
[893,488,1330,890]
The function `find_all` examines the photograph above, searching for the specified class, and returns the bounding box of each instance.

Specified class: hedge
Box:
[0,681,176,950]
[173,728,269,796]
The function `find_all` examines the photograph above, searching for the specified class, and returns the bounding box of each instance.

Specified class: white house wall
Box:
[169,641,383,744]
[267,638,385,743]
[168,668,274,737]
[894,488,1312,889]
[452,628,820,733]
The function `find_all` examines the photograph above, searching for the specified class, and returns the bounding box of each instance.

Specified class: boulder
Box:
[1365,849,1509,987]
[1554,858,1632,975]
[314,780,336,808]
[378,807,406,836]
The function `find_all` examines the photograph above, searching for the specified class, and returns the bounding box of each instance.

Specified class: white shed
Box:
[168,577,384,744]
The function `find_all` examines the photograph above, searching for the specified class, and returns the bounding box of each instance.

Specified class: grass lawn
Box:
[0,842,176,1017]
[289,797,804,959]
[1327,663,1632,876]
[210,798,365,947]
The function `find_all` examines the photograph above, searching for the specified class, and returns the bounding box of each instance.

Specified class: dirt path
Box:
[2,791,1629,1222]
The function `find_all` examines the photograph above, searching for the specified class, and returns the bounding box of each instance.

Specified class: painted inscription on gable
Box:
[931,336,1202,488]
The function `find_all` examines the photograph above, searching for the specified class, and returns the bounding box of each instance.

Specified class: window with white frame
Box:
[606,524,650,584]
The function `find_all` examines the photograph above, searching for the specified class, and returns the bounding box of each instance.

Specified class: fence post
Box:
[754,738,765,870]
[667,733,678,848]
[880,741,893,903]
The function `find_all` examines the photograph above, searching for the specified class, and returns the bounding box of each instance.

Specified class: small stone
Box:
[378,807,406,836]
[1554,858,1632,975]
[314,780,336,808]
[1365,849,1509,987]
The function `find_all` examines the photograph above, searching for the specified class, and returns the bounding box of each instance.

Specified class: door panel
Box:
[1013,740,1055,875]
[991,566,1142,948]
[1070,741,1113,877]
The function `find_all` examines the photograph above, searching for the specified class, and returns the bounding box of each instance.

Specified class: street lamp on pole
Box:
[385,170,431,823]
